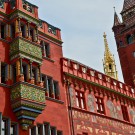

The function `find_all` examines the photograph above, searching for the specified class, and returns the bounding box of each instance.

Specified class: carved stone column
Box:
[37,64,43,88]
[15,18,22,37]
[19,57,24,82]
[16,60,20,82]
[27,22,31,40]
[42,41,46,57]
[16,58,24,82]
[35,25,39,43]
[29,61,34,84]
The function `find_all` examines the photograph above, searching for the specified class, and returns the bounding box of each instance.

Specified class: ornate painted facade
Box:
[0,0,69,135]
[0,0,134,135]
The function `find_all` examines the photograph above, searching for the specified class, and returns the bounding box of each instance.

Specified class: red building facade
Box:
[62,58,135,135]
[0,0,69,135]
[0,0,135,135]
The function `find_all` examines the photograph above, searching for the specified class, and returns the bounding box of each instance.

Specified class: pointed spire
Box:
[103,32,113,59]
[103,33,118,80]
[122,0,135,13]
[113,7,121,27]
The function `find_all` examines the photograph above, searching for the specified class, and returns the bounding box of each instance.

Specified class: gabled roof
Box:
[122,0,135,13]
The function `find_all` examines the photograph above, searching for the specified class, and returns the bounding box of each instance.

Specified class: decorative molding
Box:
[64,72,135,101]
[9,9,39,25]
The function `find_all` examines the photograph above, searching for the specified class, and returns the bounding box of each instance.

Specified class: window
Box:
[53,81,59,99]
[0,1,4,8]
[44,43,50,58]
[21,24,26,38]
[41,41,50,58]
[10,124,17,135]
[50,127,56,135]
[30,28,34,41]
[109,64,112,70]
[22,64,28,82]
[37,124,42,135]
[30,126,36,135]
[127,35,134,44]
[121,105,129,122]
[57,131,63,135]
[11,23,15,39]
[1,23,5,39]
[95,97,105,114]
[1,63,7,84]
[44,123,50,135]
[133,52,135,58]
[47,77,52,97]
[2,119,7,135]
[76,91,85,109]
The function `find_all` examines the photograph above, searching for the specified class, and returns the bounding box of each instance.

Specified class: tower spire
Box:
[113,7,121,27]
[103,33,118,80]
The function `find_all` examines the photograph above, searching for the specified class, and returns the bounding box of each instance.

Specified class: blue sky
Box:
[28,0,124,82]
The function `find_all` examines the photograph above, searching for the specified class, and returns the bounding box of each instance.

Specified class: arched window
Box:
[127,35,134,44]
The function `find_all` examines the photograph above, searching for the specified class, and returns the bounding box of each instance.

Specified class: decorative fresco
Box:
[69,86,76,107]
[72,110,135,135]
[130,108,135,124]
[106,100,122,120]
[87,94,95,112]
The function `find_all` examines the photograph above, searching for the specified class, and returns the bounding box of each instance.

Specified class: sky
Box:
[28,0,124,82]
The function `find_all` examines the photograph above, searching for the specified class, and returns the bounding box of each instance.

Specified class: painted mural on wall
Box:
[87,94,95,112]
[72,110,135,135]
[106,100,122,120]
[130,108,135,124]
[69,87,76,107]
